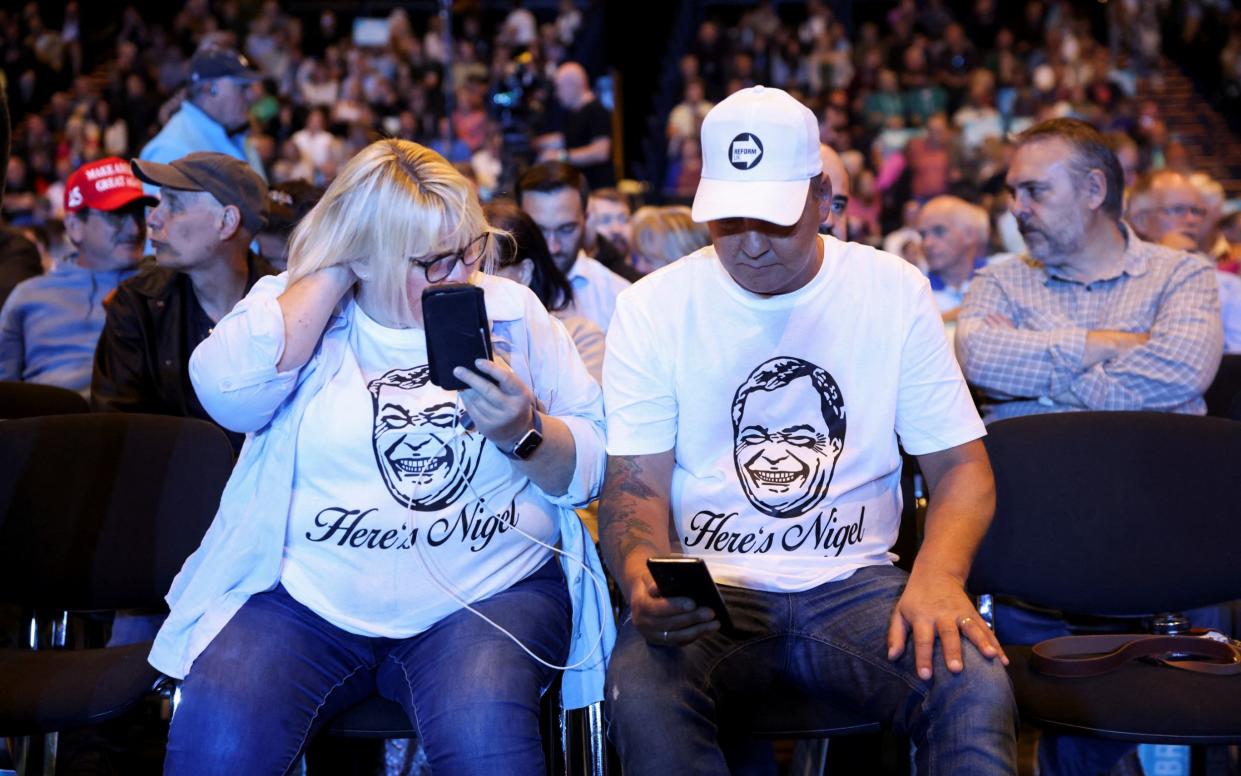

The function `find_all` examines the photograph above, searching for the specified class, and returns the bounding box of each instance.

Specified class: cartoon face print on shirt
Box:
[730,357,847,518]
[368,366,486,511]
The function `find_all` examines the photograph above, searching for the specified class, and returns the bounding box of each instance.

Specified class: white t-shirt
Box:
[565,253,630,333]
[280,302,558,637]
[603,236,985,592]
[291,128,339,169]
[503,8,538,46]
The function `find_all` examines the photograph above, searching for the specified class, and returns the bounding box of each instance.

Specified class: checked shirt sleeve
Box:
[956,269,1087,402]
[1062,258,1222,411]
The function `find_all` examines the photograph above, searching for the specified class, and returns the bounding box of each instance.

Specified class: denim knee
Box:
[606,623,681,719]
[928,643,1015,719]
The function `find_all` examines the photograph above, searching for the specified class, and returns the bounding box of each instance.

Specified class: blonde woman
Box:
[630,205,710,274]
[152,139,613,775]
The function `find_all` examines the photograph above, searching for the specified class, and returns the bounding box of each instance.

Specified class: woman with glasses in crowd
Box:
[149,138,613,775]
[485,199,605,384]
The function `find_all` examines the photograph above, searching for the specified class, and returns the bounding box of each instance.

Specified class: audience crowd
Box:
[666,1,1240,256]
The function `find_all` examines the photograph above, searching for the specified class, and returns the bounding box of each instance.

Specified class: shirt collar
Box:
[566,250,589,281]
[927,255,987,291]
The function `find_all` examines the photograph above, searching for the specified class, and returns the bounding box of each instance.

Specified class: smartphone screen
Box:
[646,556,736,634]
[422,284,494,391]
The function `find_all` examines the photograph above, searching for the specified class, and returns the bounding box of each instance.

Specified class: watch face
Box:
[513,428,544,460]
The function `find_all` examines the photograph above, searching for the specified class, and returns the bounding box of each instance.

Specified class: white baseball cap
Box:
[691,85,823,227]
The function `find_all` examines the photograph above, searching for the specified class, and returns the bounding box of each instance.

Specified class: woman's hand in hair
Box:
[276,263,360,372]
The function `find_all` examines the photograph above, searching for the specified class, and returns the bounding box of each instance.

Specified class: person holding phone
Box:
[150,138,614,775]
[600,86,1016,774]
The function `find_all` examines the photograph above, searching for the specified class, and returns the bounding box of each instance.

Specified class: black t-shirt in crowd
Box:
[564,98,616,190]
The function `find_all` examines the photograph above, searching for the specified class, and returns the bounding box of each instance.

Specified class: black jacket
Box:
[90,253,275,452]
[593,234,644,283]
[0,227,42,309]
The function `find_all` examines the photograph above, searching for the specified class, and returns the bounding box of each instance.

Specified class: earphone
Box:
[402,394,609,672]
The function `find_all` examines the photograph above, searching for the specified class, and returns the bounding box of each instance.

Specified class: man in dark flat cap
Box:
[91,151,274,452]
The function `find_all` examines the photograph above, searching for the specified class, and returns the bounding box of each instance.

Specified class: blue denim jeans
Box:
[164,559,570,776]
[606,564,1017,775]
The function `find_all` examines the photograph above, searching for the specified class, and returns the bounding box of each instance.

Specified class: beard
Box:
[604,233,629,255]
[1019,217,1082,263]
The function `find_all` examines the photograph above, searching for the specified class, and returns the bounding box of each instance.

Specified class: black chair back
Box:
[1204,353,1241,420]
[0,381,89,419]
[968,412,1241,617]
[0,414,233,611]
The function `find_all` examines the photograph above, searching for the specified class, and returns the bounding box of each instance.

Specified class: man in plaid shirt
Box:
[956,118,1222,423]
[957,119,1225,775]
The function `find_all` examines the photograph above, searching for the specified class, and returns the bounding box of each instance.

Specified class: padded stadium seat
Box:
[0,415,233,773]
[971,411,1241,745]
[1204,353,1241,420]
[1003,645,1241,744]
[0,381,88,419]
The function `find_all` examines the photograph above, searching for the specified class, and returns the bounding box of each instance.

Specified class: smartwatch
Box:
[508,409,544,461]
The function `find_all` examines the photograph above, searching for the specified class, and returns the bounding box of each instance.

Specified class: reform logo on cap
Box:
[729,133,764,170]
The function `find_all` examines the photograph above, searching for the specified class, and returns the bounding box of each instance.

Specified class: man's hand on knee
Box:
[885,568,1008,680]
[627,567,720,647]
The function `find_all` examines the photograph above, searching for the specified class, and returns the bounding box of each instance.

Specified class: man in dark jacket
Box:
[91,151,274,452]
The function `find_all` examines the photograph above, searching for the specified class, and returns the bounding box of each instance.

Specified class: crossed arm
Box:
[534,132,612,166]
[956,266,1221,409]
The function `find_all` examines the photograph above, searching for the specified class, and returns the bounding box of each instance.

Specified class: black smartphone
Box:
[422,283,494,391]
[646,555,736,634]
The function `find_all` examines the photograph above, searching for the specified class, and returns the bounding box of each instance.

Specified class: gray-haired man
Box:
[92,151,274,452]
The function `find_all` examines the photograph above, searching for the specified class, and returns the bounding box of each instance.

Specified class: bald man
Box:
[1127,170,1206,251]
[917,196,992,322]
[818,144,850,240]
[536,61,616,189]
[1128,170,1241,353]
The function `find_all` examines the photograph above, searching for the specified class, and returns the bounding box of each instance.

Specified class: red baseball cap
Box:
[64,157,157,215]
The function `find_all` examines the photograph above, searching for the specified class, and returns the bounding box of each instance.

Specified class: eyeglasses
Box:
[409,233,490,283]
[1159,204,1206,219]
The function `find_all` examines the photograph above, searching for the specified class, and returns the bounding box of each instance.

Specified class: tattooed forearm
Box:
[598,454,673,577]
[600,515,659,575]
[604,456,659,500]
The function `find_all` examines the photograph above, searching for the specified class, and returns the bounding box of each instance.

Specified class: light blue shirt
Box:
[0,257,138,394]
[1216,270,1241,353]
[139,101,265,191]
[926,255,990,314]
[148,272,614,709]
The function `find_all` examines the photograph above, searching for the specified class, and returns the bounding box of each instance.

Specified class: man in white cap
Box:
[599,85,1016,774]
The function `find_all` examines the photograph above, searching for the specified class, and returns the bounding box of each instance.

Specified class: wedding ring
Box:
[958,616,974,627]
